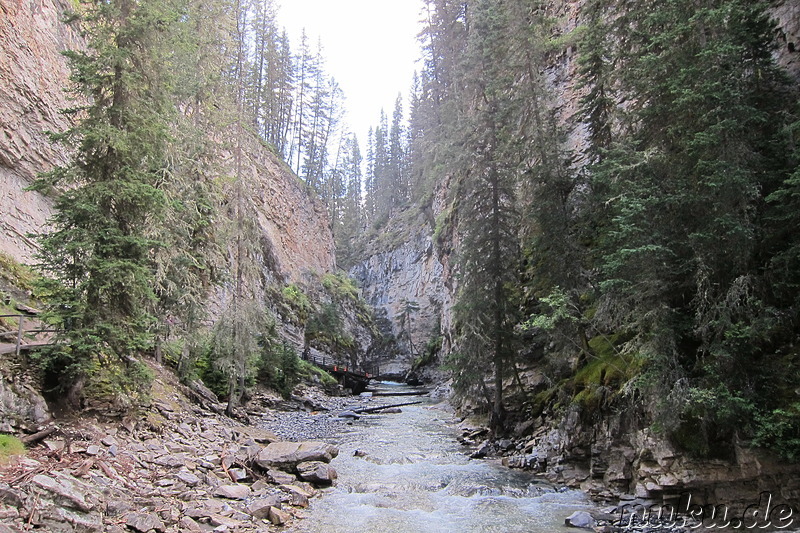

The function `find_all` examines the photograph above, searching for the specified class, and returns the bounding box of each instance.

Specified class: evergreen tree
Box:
[388,94,409,208]
[30,0,189,404]
[364,127,377,222]
[152,0,232,378]
[449,0,520,436]
[335,133,364,267]
[583,0,793,451]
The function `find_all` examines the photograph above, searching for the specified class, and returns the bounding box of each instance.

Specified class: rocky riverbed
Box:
[0,369,348,533]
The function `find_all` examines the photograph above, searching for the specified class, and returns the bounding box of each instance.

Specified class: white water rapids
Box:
[288,383,593,533]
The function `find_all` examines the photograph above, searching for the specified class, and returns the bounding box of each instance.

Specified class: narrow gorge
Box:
[1,0,800,531]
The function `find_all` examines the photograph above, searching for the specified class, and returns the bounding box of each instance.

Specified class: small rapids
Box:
[287,383,593,533]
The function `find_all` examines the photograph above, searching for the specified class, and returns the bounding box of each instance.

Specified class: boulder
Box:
[565,510,595,529]
[296,461,337,486]
[246,495,282,519]
[255,441,338,470]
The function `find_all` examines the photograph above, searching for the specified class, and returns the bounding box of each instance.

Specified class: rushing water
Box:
[288,383,594,533]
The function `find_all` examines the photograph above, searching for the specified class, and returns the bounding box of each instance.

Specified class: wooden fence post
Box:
[15,315,23,357]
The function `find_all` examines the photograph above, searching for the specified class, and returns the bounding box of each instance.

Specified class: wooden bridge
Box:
[0,314,56,356]
[301,350,378,394]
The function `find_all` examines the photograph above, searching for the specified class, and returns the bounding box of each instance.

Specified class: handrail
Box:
[301,349,379,380]
[0,313,56,357]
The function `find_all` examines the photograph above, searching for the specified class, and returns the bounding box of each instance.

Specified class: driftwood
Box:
[352,401,422,414]
[21,426,57,445]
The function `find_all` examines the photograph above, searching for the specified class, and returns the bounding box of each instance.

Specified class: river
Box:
[288,382,594,533]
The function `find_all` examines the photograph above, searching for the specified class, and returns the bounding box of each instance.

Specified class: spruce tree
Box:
[585,0,792,450]
[450,0,520,436]
[30,0,188,405]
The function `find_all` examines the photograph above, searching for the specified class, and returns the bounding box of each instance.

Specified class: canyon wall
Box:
[350,210,451,378]
[0,0,79,263]
[0,0,336,284]
[0,0,376,373]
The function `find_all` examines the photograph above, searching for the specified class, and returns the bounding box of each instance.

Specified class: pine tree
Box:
[449,0,520,436]
[31,0,186,404]
[584,0,793,451]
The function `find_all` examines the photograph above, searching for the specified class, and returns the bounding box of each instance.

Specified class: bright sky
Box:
[277,0,426,144]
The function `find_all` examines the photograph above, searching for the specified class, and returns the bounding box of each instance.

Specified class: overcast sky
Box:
[277,0,426,144]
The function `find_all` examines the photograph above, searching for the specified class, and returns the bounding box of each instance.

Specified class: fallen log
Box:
[21,426,57,445]
[369,390,428,397]
[352,401,422,414]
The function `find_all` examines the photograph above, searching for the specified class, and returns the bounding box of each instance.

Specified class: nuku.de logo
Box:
[614,491,796,529]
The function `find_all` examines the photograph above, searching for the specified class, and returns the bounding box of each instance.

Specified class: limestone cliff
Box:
[0,0,336,285]
[350,207,452,379]
[0,0,80,263]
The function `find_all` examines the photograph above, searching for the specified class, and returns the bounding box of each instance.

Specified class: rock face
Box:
[236,136,336,285]
[772,0,800,81]
[350,213,451,379]
[0,0,335,284]
[0,374,51,433]
[0,0,81,263]
[493,400,800,513]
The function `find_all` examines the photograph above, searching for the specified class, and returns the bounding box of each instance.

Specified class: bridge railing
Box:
[0,314,57,357]
[301,350,379,379]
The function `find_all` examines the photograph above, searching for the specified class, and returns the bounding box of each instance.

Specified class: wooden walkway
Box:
[302,350,377,394]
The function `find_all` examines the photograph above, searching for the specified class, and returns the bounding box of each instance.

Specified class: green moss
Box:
[531,387,558,417]
[0,252,36,292]
[298,359,337,386]
[573,387,605,412]
[0,434,25,464]
[569,333,642,413]
[322,273,360,302]
[433,207,453,250]
[82,357,154,410]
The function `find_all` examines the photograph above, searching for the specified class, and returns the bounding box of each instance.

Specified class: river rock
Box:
[471,440,492,459]
[126,511,165,532]
[266,468,297,485]
[296,461,337,485]
[213,484,251,500]
[255,441,338,469]
[268,506,291,525]
[246,495,282,519]
[565,510,595,529]
[337,410,360,419]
